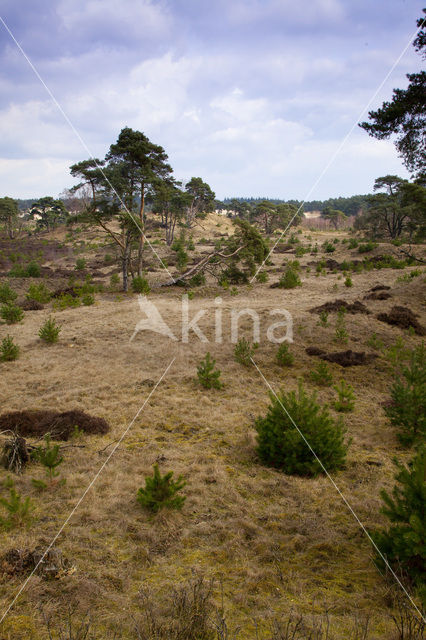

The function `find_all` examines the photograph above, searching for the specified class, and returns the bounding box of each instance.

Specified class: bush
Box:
[318,310,329,327]
[131,276,150,295]
[9,261,41,277]
[52,293,81,310]
[137,464,186,513]
[0,282,17,304]
[310,361,333,386]
[234,338,258,366]
[197,352,223,389]
[39,317,61,343]
[0,335,20,362]
[255,381,348,476]
[323,241,335,253]
[103,253,115,265]
[385,342,425,446]
[0,303,24,325]
[75,257,86,271]
[189,272,205,287]
[344,276,353,288]
[26,282,51,304]
[334,307,349,344]
[31,434,64,485]
[278,266,301,289]
[333,379,355,412]
[0,479,33,530]
[276,343,294,367]
[82,293,95,306]
[348,238,358,249]
[358,241,376,253]
[372,446,426,600]
[255,271,268,283]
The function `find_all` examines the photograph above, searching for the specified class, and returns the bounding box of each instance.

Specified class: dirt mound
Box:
[310,299,370,314]
[364,291,392,300]
[305,347,377,367]
[306,347,326,356]
[323,350,378,367]
[370,285,391,291]
[1,547,71,579]
[19,299,44,311]
[377,306,425,335]
[0,409,110,440]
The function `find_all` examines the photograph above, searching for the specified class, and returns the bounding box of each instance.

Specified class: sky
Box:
[0,0,424,201]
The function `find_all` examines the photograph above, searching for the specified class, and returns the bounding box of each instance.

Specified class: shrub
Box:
[39,317,61,343]
[323,241,335,253]
[31,434,64,486]
[189,272,206,287]
[278,266,301,289]
[26,282,51,304]
[333,379,355,412]
[310,361,333,386]
[0,335,20,362]
[103,253,115,265]
[0,479,33,530]
[75,257,86,271]
[109,273,120,290]
[372,446,426,600]
[9,261,41,278]
[318,310,329,327]
[344,276,353,288]
[358,241,376,253]
[131,276,150,295]
[0,282,17,304]
[82,293,95,306]
[255,381,348,476]
[276,343,294,367]
[385,343,425,446]
[52,293,81,310]
[234,338,258,366]
[334,307,348,344]
[197,352,223,389]
[0,303,24,325]
[348,238,358,249]
[137,464,186,513]
[255,271,268,283]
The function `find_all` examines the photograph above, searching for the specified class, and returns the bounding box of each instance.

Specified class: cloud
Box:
[0,0,422,198]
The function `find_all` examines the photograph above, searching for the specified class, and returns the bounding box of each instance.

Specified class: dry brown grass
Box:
[0,221,424,638]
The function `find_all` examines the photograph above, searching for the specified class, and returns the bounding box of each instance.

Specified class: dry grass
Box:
[0,221,424,638]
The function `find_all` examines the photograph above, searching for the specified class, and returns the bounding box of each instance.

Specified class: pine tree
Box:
[255,381,349,476]
[137,464,186,513]
[197,352,223,389]
[372,446,426,600]
[385,342,425,446]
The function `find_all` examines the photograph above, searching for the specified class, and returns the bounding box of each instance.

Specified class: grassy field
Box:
[0,216,424,638]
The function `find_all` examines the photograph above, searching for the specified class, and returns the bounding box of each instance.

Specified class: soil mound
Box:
[305,347,377,367]
[370,285,391,291]
[310,299,370,314]
[19,299,44,310]
[0,409,110,440]
[377,306,425,335]
[364,291,392,300]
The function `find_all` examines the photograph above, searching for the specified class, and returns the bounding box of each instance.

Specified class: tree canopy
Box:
[0,196,19,238]
[359,10,426,177]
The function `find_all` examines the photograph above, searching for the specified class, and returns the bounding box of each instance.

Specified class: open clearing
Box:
[0,217,424,638]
